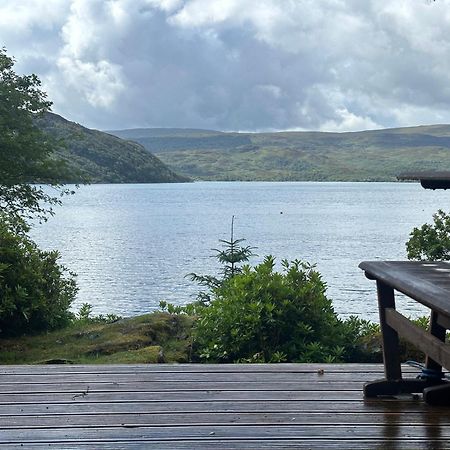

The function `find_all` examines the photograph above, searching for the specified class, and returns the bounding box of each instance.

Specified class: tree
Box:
[0,49,78,336]
[0,48,71,228]
[406,209,450,260]
[187,216,254,304]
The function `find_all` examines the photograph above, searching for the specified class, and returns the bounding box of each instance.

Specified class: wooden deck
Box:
[1,363,450,448]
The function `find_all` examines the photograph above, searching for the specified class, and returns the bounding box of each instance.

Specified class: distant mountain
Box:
[109,128,224,139]
[37,113,189,183]
[111,128,251,154]
[110,125,450,181]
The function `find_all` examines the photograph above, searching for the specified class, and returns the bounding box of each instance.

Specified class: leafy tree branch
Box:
[0,48,73,228]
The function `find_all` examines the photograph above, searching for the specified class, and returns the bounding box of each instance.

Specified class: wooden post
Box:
[426,310,446,374]
[376,280,402,380]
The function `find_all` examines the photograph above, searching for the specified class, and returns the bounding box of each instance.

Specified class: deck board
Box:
[0,363,448,448]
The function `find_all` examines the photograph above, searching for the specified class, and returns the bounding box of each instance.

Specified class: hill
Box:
[111,125,450,181]
[37,113,189,183]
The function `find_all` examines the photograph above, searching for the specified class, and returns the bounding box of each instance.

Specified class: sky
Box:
[1,0,449,132]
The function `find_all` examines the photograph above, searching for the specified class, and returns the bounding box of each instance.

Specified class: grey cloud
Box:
[1,0,450,132]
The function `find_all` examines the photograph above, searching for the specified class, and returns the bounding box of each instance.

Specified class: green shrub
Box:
[74,302,121,325]
[191,256,358,363]
[339,316,382,363]
[0,221,77,336]
[341,315,432,365]
[160,229,386,363]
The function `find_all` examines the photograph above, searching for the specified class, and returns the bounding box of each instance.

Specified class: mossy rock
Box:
[0,312,194,364]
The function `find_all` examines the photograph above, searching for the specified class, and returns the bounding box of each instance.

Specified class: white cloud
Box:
[169,0,242,27]
[51,0,128,109]
[146,0,183,13]
[321,108,381,132]
[0,0,68,34]
[57,57,124,108]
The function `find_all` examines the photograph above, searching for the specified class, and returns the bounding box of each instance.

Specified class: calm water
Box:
[31,182,450,321]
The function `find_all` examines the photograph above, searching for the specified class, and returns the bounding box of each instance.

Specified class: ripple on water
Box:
[31,182,447,321]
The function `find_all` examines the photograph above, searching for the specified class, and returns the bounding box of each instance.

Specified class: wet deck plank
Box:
[0,363,448,449]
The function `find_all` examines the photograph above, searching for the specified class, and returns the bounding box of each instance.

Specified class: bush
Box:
[160,230,386,363]
[74,302,121,324]
[162,226,409,363]
[191,256,359,363]
[339,316,382,363]
[0,221,77,336]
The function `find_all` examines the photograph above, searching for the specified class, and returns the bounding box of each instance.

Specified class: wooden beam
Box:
[436,313,450,331]
[385,309,450,371]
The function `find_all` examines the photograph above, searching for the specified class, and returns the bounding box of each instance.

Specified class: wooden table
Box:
[359,261,450,405]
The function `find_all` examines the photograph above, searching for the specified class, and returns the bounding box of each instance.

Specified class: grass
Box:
[0,312,194,365]
[0,309,427,365]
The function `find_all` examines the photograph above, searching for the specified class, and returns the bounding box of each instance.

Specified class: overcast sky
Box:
[1,0,449,132]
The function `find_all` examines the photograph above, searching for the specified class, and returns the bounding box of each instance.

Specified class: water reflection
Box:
[363,396,449,449]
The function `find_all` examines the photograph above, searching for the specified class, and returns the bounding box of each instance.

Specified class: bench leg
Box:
[365,281,405,398]
[364,285,449,400]
[425,310,446,375]
[377,281,402,380]
[420,310,450,405]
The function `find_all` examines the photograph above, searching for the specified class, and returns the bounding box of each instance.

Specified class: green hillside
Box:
[111,125,450,181]
[37,113,189,183]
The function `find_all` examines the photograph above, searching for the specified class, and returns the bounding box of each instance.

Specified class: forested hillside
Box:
[37,113,189,183]
[111,125,450,181]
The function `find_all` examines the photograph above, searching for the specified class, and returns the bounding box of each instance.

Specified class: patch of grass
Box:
[77,346,163,364]
[0,312,194,364]
[0,306,430,365]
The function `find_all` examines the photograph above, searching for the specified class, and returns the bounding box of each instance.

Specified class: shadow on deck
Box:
[0,363,448,449]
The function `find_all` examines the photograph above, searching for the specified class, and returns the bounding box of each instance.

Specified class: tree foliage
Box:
[406,209,450,260]
[0,220,77,336]
[0,48,71,227]
[187,216,254,304]
[0,49,78,337]
[192,256,353,363]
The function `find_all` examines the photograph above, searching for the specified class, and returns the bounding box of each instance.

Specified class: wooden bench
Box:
[359,260,450,406]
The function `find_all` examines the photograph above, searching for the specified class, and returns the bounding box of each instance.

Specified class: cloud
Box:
[321,108,380,133]
[1,0,450,131]
[56,57,124,108]
[54,1,126,108]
